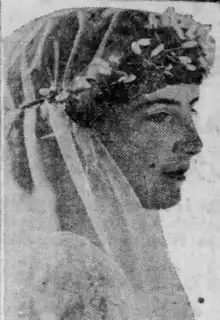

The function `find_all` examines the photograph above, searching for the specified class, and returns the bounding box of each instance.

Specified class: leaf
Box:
[87,62,112,80]
[164,70,173,77]
[148,12,159,28]
[179,56,192,64]
[93,57,109,68]
[185,64,196,71]
[182,40,197,48]
[173,25,185,40]
[131,42,141,55]
[196,24,211,39]
[165,64,173,70]
[41,133,56,140]
[118,74,136,84]
[116,70,127,76]
[137,38,151,46]
[108,54,121,65]
[185,24,198,39]
[39,88,51,97]
[89,58,112,76]
[98,65,112,75]
[199,56,208,69]
[150,44,164,57]
[55,91,69,102]
[71,77,91,91]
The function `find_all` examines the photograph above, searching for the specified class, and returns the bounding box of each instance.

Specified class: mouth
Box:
[162,166,189,181]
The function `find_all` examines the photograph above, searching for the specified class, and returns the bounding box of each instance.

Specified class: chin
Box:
[150,194,181,209]
[137,180,182,210]
[153,182,182,209]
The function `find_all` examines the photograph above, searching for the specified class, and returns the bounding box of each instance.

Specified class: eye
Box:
[191,108,198,115]
[147,112,169,123]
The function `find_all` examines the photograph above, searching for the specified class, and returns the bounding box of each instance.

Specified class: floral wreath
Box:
[18,7,215,120]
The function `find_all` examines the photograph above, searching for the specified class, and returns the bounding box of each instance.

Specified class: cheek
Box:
[128,120,184,170]
[129,122,172,156]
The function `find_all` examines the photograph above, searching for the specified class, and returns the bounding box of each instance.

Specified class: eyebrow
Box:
[133,96,199,112]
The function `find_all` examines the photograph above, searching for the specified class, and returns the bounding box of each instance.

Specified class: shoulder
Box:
[28,232,135,319]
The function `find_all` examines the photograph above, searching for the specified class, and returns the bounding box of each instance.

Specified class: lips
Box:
[162,165,189,181]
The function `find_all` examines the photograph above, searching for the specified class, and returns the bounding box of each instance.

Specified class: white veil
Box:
[4,8,195,319]
[20,100,192,319]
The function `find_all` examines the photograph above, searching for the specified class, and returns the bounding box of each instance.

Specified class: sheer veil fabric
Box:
[4,7,195,320]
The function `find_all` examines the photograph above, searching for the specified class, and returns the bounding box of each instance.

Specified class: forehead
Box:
[143,84,200,104]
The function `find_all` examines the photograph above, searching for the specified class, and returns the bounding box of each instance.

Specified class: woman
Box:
[4,7,215,320]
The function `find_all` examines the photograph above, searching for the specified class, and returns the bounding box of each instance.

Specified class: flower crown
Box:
[38,7,215,105]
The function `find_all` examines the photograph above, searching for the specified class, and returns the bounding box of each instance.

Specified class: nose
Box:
[172,131,203,156]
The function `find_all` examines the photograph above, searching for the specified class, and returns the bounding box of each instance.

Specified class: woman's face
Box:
[101,84,202,209]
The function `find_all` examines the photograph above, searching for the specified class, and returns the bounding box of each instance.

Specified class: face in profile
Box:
[101,83,202,209]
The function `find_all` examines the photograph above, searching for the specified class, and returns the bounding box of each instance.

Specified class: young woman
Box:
[4,7,215,320]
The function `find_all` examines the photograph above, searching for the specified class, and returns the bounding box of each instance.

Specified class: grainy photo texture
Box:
[3,2,219,320]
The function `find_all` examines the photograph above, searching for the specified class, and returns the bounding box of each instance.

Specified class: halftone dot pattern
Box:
[4,6,216,320]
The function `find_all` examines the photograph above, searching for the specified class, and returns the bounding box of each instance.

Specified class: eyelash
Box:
[147,112,169,123]
[146,109,198,123]
[191,108,198,115]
